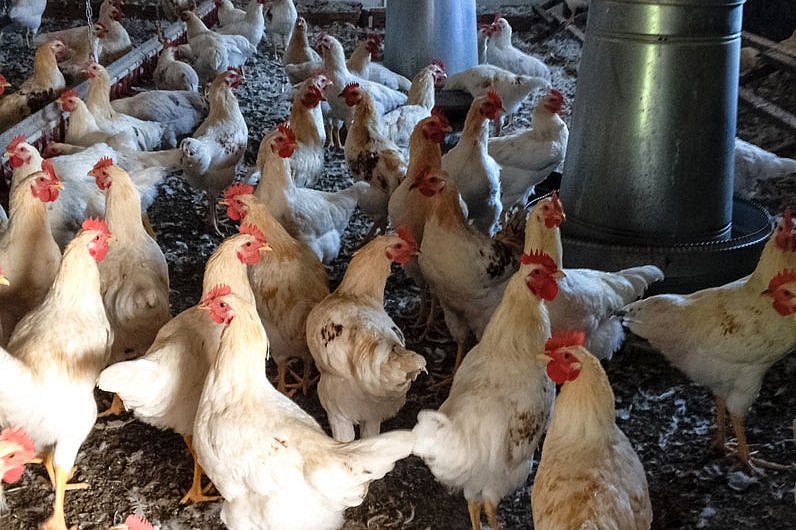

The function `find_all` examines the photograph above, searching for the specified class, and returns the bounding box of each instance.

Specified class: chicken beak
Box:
[0,275,9,286]
[536,353,552,363]
[260,243,273,252]
[761,288,771,296]
[554,270,566,279]
[218,198,229,206]
[52,181,65,190]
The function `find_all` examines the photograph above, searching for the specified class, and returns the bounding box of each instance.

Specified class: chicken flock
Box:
[0,1,795,530]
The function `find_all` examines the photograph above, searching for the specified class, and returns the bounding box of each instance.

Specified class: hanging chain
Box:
[86,0,98,62]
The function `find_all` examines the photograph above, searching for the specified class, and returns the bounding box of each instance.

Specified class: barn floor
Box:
[0,3,795,530]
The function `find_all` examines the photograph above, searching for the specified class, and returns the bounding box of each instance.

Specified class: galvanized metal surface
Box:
[384,0,478,78]
[561,0,744,245]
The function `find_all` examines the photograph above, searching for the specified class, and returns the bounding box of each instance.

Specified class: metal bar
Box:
[532,4,585,43]
[738,86,796,132]
[742,30,796,73]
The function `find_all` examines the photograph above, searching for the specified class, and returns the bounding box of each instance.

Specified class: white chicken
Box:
[734,137,796,197]
[317,34,407,127]
[1,219,113,530]
[180,67,248,235]
[444,63,550,135]
[217,0,266,48]
[442,91,503,236]
[153,39,200,92]
[489,89,568,215]
[413,249,561,530]
[381,61,447,151]
[306,231,426,442]
[288,75,328,187]
[109,89,207,148]
[532,331,653,530]
[98,224,270,504]
[179,10,256,83]
[485,17,551,80]
[526,192,664,360]
[216,0,245,26]
[347,35,412,92]
[193,286,415,530]
[283,16,321,67]
[0,0,47,47]
[622,208,796,470]
[254,123,367,264]
[264,0,297,57]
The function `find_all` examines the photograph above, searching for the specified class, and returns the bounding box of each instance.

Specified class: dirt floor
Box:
[1,3,795,530]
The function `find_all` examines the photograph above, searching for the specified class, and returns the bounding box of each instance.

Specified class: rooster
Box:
[444,63,550,135]
[532,331,653,530]
[193,286,415,530]
[289,75,329,187]
[0,161,63,346]
[342,82,407,238]
[306,231,426,442]
[221,184,330,395]
[180,68,248,235]
[254,123,367,264]
[264,0,297,58]
[442,91,504,236]
[98,224,270,504]
[88,159,170,362]
[622,208,796,470]
[525,193,663,360]
[1,218,113,530]
[0,427,36,508]
[413,169,519,371]
[0,39,66,132]
[489,89,569,214]
[381,62,447,152]
[413,249,561,530]
[486,17,551,80]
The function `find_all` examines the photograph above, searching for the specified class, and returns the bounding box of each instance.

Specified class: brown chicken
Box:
[222,183,330,395]
[0,160,63,346]
[1,219,113,530]
[306,231,426,442]
[532,331,653,530]
[342,82,407,237]
[0,39,66,132]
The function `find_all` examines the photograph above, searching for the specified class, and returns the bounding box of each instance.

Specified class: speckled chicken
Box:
[98,223,270,505]
[622,208,796,470]
[193,286,415,530]
[532,332,652,530]
[180,68,248,235]
[222,184,330,395]
[413,249,561,530]
[342,82,407,237]
[306,231,426,442]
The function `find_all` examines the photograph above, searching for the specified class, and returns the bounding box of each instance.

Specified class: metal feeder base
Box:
[561,197,773,294]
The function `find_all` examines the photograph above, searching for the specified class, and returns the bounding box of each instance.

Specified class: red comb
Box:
[549,89,564,101]
[239,223,265,242]
[81,217,110,236]
[224,183,254,200]
[768,269,796,292]
[431,59,445,71]
[92,157,114,173]
[550,190,564,214]
[202,284,232,304]
[6,135,25,153]
[486,90,502,107]
[520,249,557,271]
[545,331,586,354]
[0,427,35,456]
[396,226,417,249]
[430,107,450,124]
[277,123,296,143]
[123,514,154,530]
[343,81,360,91]
[59,89,78,102]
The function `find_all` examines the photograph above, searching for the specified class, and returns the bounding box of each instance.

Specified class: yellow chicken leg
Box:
[484,498,502,530]
[40,465,74,530]
[711,396,727,453]
[97,394,126,418]
[467,499,483,530]
[180,435,221,504]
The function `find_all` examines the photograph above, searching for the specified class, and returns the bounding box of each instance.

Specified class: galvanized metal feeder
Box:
[559,0,772,292]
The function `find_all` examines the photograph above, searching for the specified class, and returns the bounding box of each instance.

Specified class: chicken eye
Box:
[220,302,227,308]
[245,242,252,247]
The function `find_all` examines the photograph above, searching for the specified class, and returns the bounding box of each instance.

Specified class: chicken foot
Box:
[467,499,483,530]
[180,435,221,505]
[97,394,126,418]
[276,358,318,397]
[39,465,78,530]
